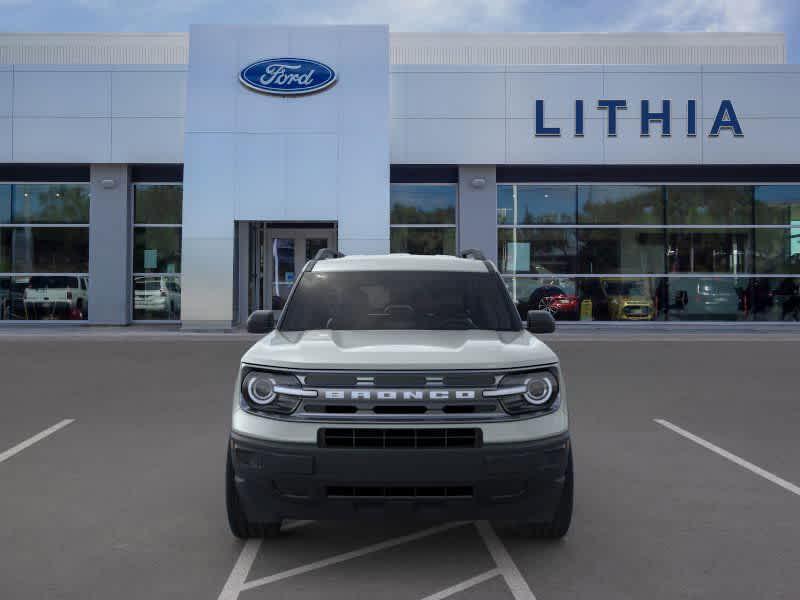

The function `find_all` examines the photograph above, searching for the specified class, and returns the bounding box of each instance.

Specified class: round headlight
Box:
[244,372,276,405]
[523,373,555,405]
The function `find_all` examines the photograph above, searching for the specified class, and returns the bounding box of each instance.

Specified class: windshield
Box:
[280,270,522,331]
[605,281,647,296]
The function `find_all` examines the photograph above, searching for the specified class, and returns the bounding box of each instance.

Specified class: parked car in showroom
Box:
[23,275,88,320]
[227,250,572,540]
[133,275,181,320]
[599,278,655,321]
[524,284,579,320]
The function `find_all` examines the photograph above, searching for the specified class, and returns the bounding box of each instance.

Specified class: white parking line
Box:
[0,419,75,464]
[217,520,313,600]
[655,418,800,497]
[419,568,500,600]
[475,521,537,600]
[238,521,468,592]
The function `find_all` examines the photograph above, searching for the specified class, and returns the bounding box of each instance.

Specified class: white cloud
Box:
[622,0,780,32]
[282,0,524,31]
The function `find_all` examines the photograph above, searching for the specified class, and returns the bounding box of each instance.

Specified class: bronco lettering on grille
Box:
[322,390,478,401]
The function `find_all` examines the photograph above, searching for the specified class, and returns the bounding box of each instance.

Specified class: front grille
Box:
[326,485,474,499]
[319,428,482,449]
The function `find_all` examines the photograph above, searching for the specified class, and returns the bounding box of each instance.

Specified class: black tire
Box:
[226,446,281,539]
[521,449,573,539]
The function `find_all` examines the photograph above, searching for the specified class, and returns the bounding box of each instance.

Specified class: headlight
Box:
[240,368,312,415]
[487,368,560,415]
[523,373,556,405]
[243,372,276,405]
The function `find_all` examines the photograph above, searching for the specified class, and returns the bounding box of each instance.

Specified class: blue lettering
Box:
[535,100,560,136]
[575,100,584,137]
[641,99,671,137]
[709,100,743,136]
[597,100,627,136]
[687,100,697,136]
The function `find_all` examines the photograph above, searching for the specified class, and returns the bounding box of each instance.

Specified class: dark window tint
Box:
[281,271,521,331]
[134,185,182,225]
[578,185,662,225]
[390,184,456,225]
[666,186,752,225]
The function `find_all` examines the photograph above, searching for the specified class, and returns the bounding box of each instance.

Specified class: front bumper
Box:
[230,431,570,522]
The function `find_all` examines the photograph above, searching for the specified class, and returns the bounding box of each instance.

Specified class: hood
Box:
[241,330,558,371]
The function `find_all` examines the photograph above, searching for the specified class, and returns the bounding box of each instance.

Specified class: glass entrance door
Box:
[249,226,336,313]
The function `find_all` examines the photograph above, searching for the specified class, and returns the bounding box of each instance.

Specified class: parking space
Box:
[1,332,799,599]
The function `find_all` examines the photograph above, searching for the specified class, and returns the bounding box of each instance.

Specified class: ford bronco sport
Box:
[227,250,572,539]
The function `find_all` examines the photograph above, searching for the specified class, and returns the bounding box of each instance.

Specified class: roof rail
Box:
[313,248,345,261]
[460,248,486,261]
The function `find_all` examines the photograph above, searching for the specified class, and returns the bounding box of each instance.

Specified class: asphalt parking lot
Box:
[1,330,799,599]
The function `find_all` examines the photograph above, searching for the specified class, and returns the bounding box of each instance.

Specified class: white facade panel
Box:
[337,133,389,242]
[13,117,111,162]
[111,70,186,117]
[402,71,505,118]
[182,132,235,238]
[14,70,110,117]
[403,118,505,164]
[111,117,184,163]
[285,134,338,221]
[234,134,286,221]
[606,118,701,164]
[0,69,11,117]
[701,71,800,118]
[603,70,701,119]
[506,117,605,164]
[0,118,11,160]
[183,27,238,134]
[506,70,603,119]
[702,118,800,164]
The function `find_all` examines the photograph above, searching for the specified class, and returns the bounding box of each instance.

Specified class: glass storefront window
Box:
[133,228,181,273]
[133,185,182,225]
[390,227,456,255]
[755,185,800,225]
[578,229,665,274]
[498,185,575,225]
[1,184,90,225]
[391,184,456,225]
[578,185,663,225]
[0,182,90,321]
[133,275,181,320]
[390,184,456,255]
[666,277,747,321]
[746,277,800,321]
[755,228,800,274]
[666,229,753,274]
[132,184,182,320]
[666,186,752,225]
[498,228,577,274]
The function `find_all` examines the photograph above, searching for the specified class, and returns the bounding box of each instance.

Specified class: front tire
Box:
[226,445,281,539]
[521,449,573,539]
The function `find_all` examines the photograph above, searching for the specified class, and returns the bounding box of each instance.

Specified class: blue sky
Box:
[1,0,798,62]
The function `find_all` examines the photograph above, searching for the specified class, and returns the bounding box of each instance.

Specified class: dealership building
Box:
[0,27,799,327]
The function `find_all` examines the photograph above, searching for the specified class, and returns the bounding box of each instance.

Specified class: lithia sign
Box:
[535,99,743,138]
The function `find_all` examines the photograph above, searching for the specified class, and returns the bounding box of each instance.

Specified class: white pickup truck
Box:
[23,275,88,320]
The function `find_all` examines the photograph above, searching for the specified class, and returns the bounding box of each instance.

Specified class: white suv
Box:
[227,250,572,539]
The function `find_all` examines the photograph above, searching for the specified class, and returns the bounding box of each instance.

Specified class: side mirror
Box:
[246,310,281,334]
[527,310,556,334]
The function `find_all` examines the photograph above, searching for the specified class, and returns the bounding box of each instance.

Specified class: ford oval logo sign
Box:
[239,58,337,96]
